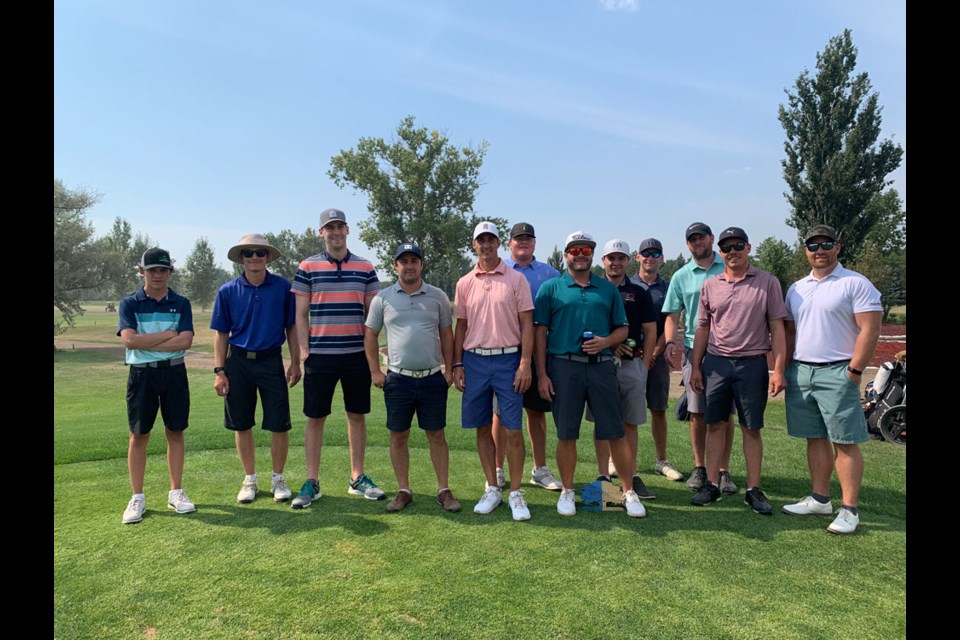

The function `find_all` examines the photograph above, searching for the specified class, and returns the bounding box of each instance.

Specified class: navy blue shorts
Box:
[223,352,291,432]
[702,353,768,429]
[126,363,190,435]
[303,352,371,418]
[383,371,448,432]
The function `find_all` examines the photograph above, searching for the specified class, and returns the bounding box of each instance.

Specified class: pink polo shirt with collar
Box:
[454,259,534,351]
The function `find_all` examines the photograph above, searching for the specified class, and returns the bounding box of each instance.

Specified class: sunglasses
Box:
[719,242,746,253]
[567,246,593,257]
[241,249,269,258]
[805,241,836,252]
[639,249,662,258]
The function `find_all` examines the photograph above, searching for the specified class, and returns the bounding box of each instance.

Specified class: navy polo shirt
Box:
[631,274,669,337]
[117,287,194,365]
[210,271,296,351]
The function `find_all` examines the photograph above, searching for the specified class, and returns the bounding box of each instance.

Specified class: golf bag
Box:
[863,359,906,446]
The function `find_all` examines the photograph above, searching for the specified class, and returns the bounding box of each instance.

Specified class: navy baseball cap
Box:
[393,242,423,261]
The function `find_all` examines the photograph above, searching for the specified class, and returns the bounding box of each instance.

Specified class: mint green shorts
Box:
[785,361,868,445]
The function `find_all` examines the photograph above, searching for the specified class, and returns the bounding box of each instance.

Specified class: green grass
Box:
[54,350,906,639]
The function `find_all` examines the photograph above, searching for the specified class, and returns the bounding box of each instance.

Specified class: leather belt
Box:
[794,359,849,367]
[131,357,185,369]
[557,353,612,364]
[230,346,282,360]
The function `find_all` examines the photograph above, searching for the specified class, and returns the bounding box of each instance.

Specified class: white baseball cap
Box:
[564,230,596,251]
[473,221,500,240]
[601,239,631,258]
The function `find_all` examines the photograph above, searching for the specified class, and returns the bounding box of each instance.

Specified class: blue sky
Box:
[54,0,906,273]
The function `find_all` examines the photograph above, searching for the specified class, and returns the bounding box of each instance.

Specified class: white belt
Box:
[388,365,442,379]
[468,346,519,356]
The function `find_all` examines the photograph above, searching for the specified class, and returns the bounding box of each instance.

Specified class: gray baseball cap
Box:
[319,208,348,228]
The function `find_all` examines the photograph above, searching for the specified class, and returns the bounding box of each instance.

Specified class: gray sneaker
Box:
[530,466,562,491]
[291,480,320,509]
[686,466,707,490]
[348,474,386,500]
[718,471,738,495]
[655,460,685,482]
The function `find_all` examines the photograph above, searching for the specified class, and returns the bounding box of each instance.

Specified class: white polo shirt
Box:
[785,263,882,362]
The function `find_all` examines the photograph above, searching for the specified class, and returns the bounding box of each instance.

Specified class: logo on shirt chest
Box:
[622,293,636,302]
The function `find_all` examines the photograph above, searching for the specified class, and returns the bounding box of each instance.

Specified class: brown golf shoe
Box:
[386,490,413,512]
[437,488,462,512]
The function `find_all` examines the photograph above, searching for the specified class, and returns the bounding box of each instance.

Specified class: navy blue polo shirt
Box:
[117,287,194,365]
[631,274,669,337]
[210,271,296,351]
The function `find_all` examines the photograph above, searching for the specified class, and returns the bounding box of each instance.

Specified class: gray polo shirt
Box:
[365,281,452,371]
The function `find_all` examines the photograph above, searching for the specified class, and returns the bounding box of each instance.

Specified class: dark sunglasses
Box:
[639,249,662,258]
[805,241,836,252]
[241,249,269,258]
[567,246,593,257]
[719,242,746,253]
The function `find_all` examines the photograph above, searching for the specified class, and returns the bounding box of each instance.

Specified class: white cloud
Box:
[598,0,639,12]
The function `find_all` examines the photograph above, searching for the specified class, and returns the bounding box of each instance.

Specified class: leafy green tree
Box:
[264,228,326,282]
[328,115,506,296]
[754,237,800,294]
[182,237,222,312]
[99,217,155,301]
[778,29,903,259]
[54,179,104,335]
[660,253,689,281]
[546,245,564,273]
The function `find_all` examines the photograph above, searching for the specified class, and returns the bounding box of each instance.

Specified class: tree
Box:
[546,245,564,273]
[182,237,221,312]
[328,115,507,296]
[778,29,903,259]
[264,228,327,282]
[754,237,799,294]
[54,179,104,335]
[98,217,155,301]
[660,253,689,281]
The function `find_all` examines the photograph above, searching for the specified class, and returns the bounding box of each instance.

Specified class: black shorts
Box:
[548,357,623,441]
[223,352,291,432]
[303,352,371,418]
[383,371,448,432]
[646,353,671,412]
[702,353,769,429]
[126,363,190,435]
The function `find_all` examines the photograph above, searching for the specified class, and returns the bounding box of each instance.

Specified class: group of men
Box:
[118,209,881,535]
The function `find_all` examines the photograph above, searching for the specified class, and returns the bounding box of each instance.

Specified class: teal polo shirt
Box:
[661,253,724,348]
[533,271,628,356]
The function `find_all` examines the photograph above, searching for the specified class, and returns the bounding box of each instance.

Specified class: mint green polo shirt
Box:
[660,253,724,349]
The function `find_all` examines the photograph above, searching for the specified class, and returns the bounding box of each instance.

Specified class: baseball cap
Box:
[601,239,631,258]
[319,208,347,229]
[140,248,173,270]
[393,242,423,261]
[685,222,712,240]
[510,222,536,239]
[473,221,500,240]
[637,238,663,253]
[564,230,596,251]
[718,227,749,244]
[804,224,838,243]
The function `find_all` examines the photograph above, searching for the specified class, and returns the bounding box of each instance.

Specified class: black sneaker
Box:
[632,475,656,500]
[596,474,613,483]
[744,487,773,515]
[691,483,721,506]
[686,466,707,490]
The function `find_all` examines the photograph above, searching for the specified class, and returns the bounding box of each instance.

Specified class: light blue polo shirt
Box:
[660,253,724,348]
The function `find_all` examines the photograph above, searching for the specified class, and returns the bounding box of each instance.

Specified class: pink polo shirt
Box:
[697,266,787,357]
[454,259,534,350]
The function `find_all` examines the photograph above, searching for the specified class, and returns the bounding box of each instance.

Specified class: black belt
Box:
[711,353,766,361]
[794,359,849,367]
[230,346,282,360]
[131,357,185,369]
[556,353,612,364]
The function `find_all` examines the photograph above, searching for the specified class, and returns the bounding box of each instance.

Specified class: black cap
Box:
[637,238,663,253]
[140,248,173,270]
[804,224,838,243]
[685,222,712,239]
[718,227,749,244]
[510,222,536,239]
[393,242,423,261]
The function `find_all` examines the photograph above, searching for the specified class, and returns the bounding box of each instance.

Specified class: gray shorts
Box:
[549,356,623,441]
[646,353,670,412]
[702,353,769,429]
[586,357,647,425]
[682,346,708,414]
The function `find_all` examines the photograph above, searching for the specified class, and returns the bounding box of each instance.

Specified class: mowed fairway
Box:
[55,319,906,639]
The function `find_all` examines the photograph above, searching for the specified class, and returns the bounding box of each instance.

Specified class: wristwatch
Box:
[847,366,862,376]
[214,367,225,374]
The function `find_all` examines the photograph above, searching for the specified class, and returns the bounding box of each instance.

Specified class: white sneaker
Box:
[827,508,860,535]
[508,490,531,521]
[272,474,292,502]
[557,489,576,516]
[122,496,145,524]
[530,466,562,491]
[167,489,196,514]
[782,495,833,516]
[655,460,685,482]
[608,456,618,478]
[237,475,258,504]
[622,489,647,518]
[474,486,502,514]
